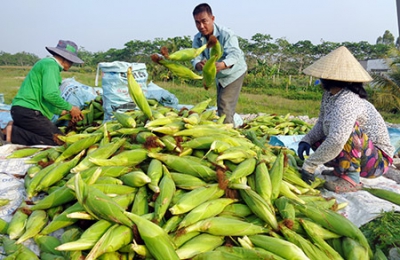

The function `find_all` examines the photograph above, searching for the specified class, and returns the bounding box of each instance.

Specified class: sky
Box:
[0,0,398,58]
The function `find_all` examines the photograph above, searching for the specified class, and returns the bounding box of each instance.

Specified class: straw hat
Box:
[303,46,372,82]
[46,40,84,64]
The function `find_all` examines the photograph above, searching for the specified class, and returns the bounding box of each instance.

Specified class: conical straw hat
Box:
[303,46,372,82]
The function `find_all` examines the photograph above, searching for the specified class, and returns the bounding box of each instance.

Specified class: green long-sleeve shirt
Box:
[12,57,72,120]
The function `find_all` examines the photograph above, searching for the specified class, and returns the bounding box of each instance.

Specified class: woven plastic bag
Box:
[95,61,148,121]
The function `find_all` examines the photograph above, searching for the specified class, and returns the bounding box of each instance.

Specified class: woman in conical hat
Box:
[297,46,394,193]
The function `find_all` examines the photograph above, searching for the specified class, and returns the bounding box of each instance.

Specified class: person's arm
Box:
[41,65,72,114]
[301,92,328,146]
[42,65,83,122]
[218,32,242,71]
[302,95,359,173]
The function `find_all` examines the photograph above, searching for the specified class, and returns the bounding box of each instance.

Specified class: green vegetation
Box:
[360,210,400,256]
[0,30,399,122]
[0,66,320,120]
[2,65,400,123]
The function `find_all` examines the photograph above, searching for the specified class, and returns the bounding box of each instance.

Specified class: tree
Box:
[371,57,400,113]
[291,40,315,74]
[78,47,95,67]
[248,33,275,62]
[376,30,395,46]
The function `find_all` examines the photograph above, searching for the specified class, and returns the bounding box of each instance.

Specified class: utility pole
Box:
[397,0,400,38]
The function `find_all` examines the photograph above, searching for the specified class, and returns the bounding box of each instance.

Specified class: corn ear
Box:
[249,234,309,260]
[30,186,75,210]
[160,135,182,153]
[178,198,237,229]
[218,203,252,218]
[34,235,62,256]
[16,209,48,244]
[89,148,148,166]
[26,161,61,199]
[71,137,126,173]
[40,202,84,235]
[148,152,216,182]
[292,201,372,258]
[2,236,39,259]
[147,158,163,193]
[0,217,9,234]
[169,184,224,215]
[85,224,133,260]
[213,246,285,260]
[124,211,180,260]
[80,165,133,178]
[170,172,207,190]
[274,196,295,224]
[269,150,284,202]
[176,233,224,259]
[189,98,212,114]
[228,157,257,182]
[217,147,257,164]
[153,165,176,223]
[35,150,85,193]
[279,181,305,204]
[55,133,102,162]
[202,54,218,90]
[239,189,278,231]
[362,187,400,206]
[7,209,29,240]
[342,237,370,260]
[56,219,113,251]
[74,173,133,227]
[131,186,149,216]
[209,35,223,60]
[254,159,273,204]
[170,231,200,249]
[112,193,136,210]
[298,218,344,259]
[162,43,207,61]
[112,111,136,128]
[120,170,151,187]
[127,67,153,120]
[151,54,202,80]
[162,214,184,233]
[6,147,43,159]
[184,217,270,236]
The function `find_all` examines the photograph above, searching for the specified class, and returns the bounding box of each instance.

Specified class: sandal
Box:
[324,175,363,193]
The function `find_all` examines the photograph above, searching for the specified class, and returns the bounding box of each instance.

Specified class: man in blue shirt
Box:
[191,3,247,125]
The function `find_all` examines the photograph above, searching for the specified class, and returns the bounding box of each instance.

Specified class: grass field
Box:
[2,65,399,124]
[0,66,321,119]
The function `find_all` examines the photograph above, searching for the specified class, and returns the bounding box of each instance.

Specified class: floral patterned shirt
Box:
[301,88,394,173]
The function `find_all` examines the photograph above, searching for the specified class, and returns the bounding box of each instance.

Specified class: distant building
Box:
[359,59,392,75]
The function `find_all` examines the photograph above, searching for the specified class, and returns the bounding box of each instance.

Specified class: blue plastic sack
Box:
[388,127,400,155]
[269,135,305,153]
[51,77,102,124]
[95,61,148,121]
[145,81,179,108]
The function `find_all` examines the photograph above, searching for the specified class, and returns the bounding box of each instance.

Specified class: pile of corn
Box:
[241,113,314,137]
[57,95,105,134]
[0,71,379,259]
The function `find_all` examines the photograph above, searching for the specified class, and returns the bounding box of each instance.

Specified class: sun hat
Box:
[45,40,84,64]
[303,46,372,83]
